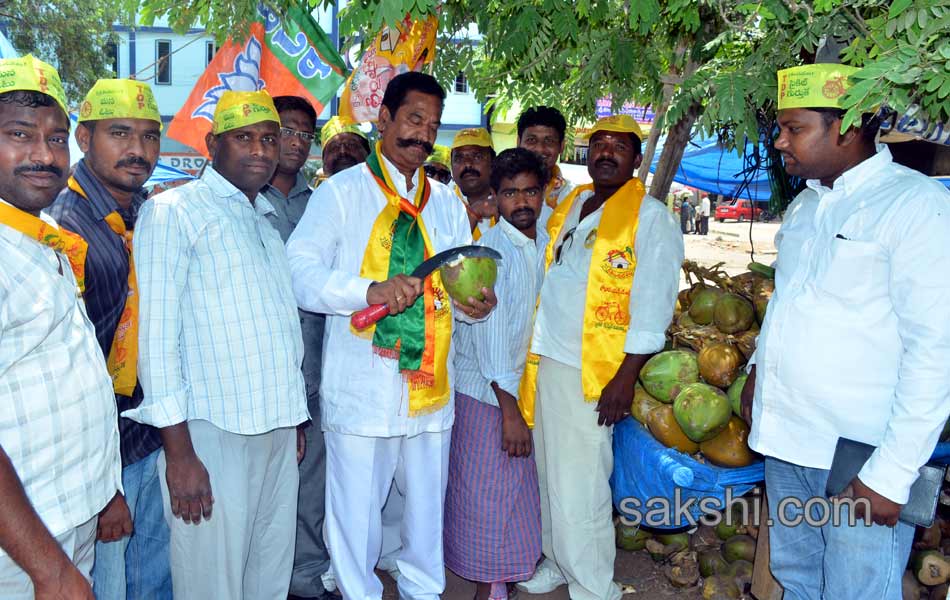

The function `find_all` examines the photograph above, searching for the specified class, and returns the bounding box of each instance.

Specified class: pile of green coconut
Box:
[615,497,761,598]
[629,260,774,468]
[903,514,950,599]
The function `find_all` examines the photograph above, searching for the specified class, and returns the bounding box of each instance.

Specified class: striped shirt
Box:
[46,159,162,467]
[126,167,309,434]
[454,218,549,406]
[0,200,122,547]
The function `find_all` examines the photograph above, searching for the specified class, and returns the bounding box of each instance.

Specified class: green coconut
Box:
[639,350,700,403]
[713,293,756,334]
[727,374,747,417]
[440,256,498,302]
[698,549,730,577]
[689,287,724,325]
[631,384,663,425]
[722,535,756,563]
[673,383,732,443]
[615,522,652,551]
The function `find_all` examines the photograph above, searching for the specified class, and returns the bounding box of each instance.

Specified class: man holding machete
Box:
[286,71,497,600]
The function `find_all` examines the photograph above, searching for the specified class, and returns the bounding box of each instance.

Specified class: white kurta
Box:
[749,146,950,504]
[286,156,472,438]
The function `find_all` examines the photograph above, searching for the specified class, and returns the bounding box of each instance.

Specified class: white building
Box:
[109,7,486,173]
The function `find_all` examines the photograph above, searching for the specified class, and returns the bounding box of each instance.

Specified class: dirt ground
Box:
[375,218,777,599]
[681,218,780,281]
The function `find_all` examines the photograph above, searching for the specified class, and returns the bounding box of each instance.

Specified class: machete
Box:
[350,244,502,330]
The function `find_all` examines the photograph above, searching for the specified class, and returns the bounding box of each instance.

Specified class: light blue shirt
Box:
[127,167,308,434]
[454,217,549,406]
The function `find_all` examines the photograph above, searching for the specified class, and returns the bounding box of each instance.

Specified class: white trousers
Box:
[534,357,621,600]
[0,516,97,599]
[158,420,299,600]
[324,430,451,600]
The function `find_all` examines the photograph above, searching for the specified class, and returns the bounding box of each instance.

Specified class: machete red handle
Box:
[351,303,390,330]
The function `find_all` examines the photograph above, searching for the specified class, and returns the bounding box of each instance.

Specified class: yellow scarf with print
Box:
[67,176,139,396]
[544,164,567,209]
[354,142,452,416]
[0,199,88,292]
[518,178,645,427]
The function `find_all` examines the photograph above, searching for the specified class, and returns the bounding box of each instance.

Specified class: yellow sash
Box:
[544,165,567,209]
[67,177,139,396]
[0,200,88,293]
[355,143,452,416]
[518,178,645,427]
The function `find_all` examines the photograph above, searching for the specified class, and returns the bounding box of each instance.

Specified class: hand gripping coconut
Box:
[351,245,502,329]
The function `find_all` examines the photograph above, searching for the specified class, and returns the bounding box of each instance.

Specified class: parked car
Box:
[715,198,763,222]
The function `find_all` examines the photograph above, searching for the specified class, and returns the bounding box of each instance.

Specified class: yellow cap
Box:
[777,64,859,110]
[426,144,451,169]
[321,115,366,147]
[79,79,162,128]
[212,90,280,135]
[585,115,644,141]
[0,54,68,117]
[451,127,493,150]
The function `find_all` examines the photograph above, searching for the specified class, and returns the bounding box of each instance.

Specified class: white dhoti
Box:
[324,430,451,600]
[534,357,621,600]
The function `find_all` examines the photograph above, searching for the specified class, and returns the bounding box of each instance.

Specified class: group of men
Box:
[0,50,948,600]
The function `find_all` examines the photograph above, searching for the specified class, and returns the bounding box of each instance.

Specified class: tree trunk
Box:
[638,93,669,184]
[649,100,702,201]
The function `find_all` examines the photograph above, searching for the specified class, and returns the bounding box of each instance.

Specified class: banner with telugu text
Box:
[167,3,347,156]
[338,14,438,124]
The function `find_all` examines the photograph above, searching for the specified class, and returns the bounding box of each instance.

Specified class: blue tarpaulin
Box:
[611,417,950,530]
[649,136,772,202]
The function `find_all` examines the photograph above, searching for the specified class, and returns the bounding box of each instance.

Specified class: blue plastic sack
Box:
[611,419,950,530]
[611,418,763,530]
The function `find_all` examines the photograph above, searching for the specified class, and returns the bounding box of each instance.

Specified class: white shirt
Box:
[749,146,950,504]
[531,188,684,367]
[700,196,711,217]
[286,155,472,437]
[128,168,308,434]
[0,201,121,546]
[454,217,549,405]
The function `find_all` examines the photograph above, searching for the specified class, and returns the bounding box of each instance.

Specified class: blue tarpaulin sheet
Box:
[611,417,950,530]
[649,136,772,202]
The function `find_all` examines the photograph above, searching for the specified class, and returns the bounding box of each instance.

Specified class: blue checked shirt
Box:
[46,159,162,467]
[127,167,309,434]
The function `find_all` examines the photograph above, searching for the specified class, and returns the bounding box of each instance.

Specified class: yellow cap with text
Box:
[426,144,451,169]
[212,90,280,134]
[321,115,366,147]
[0,54,68,117]
[451,127,493,150]
[585,114,644,141]
[79,79,162,128]
[777,64,859,110]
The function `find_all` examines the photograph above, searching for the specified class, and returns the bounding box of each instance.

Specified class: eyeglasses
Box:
[280,127,316,143]
[554,226,576,265]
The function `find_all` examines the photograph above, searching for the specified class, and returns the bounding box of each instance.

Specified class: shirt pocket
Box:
[817,239,888,301]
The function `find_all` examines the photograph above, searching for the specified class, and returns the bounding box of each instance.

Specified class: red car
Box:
[715,199,763,222]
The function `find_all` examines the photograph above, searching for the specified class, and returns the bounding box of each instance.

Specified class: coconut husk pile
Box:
[903,505,950,599]
[614,496,762,596]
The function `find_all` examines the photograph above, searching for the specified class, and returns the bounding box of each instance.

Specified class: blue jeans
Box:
[92,449,172,600]
[764,457,914,600]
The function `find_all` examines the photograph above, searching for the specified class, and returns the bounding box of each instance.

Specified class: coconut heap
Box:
[614,497,762,597]
[631,260,774,469]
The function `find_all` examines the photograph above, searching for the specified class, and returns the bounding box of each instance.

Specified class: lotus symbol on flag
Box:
[192,37,265,122]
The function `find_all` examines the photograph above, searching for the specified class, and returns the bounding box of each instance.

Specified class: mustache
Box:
[115,156,152,170]
[595,158,618,169]
[460,167,480,179]
[395,137,434,154]
[511,207,536,219]
[14,163,63,178]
